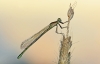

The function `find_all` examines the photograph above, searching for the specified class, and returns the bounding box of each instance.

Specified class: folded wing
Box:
[20,24,50,49]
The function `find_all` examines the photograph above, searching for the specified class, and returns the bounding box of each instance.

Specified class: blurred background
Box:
[0,0,100,64]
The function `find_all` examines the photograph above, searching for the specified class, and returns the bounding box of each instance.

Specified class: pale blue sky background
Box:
[0,0,100,64]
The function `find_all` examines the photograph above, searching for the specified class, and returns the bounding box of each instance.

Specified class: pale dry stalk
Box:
[58,2,76,64]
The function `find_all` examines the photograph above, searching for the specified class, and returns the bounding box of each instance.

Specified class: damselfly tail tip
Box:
[17,54,22,59]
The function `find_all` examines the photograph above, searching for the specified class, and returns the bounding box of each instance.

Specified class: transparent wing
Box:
[17,22,57,59]
[21,24,50,49]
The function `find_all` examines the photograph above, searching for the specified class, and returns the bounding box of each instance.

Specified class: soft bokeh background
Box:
[0,0,100,64]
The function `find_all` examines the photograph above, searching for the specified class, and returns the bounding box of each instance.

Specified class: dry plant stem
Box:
[66,18,70,37]
[58,18,71,64]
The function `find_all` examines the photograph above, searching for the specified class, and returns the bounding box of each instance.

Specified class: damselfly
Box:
[17,18,67,59]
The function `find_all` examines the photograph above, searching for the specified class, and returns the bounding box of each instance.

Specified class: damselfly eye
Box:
[57,18,64,24]
[57,18,61,22]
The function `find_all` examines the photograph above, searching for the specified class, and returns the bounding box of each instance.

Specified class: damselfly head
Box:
[57,18,63,24]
